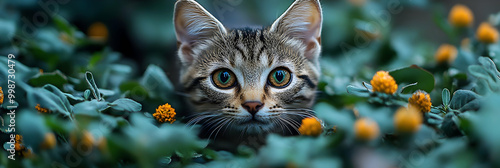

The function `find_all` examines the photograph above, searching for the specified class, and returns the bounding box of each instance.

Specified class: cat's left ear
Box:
[270,0,322,61]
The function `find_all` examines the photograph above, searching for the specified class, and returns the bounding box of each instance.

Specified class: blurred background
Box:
[1,0,498,86]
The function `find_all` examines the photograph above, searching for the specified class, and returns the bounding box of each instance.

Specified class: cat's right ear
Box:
[174,0,227,65]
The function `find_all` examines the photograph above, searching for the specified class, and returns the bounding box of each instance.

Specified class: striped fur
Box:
[174,0,322,138]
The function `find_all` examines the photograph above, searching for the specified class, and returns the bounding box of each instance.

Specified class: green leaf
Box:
[389,65,435,94]
[442,88,451,106]
[0,18,16,44]
[120,81,149,98]
[27,87,71,115]
[73,100,109,117]
[17,110,49,153]
[64,93,85,102]
[28,70,68,89]
[140,65,174,100]
[109,98,142,112]
[42,84,72,113]
[440,113,463,137]
[346,85,370,97]
[449,90,481,112]
[85,71,102,101]
[52,15,75,35]
[468,57,500,94]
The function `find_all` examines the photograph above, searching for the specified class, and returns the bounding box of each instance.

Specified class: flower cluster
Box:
[370,71,398,94]
[394,107,423,133]
[36,104,50,113]
[408,90,432,113]
[298,117,323,136]
[435,44,458,64]
[15,135,33,158]
[153,103,176,124]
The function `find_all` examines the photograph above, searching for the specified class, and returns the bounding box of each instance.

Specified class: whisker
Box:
[208,117,229,139]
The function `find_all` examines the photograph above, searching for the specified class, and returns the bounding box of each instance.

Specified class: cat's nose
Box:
[242,101,264,115]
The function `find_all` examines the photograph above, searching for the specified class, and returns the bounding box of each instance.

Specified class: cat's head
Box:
[174,0,322,136]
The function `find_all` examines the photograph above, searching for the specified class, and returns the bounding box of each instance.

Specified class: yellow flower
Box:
[36,104,50,113]
[408,90,432,113]
[476,22,499,44]
[153,103,176,124]
[298,117,323,136]
[394,107,422,133]
[70,130,95,149]
[354,118,379,140]
[448,4,474,27]
[88,22,108,42]
[40,133,57,149]
[15,134,24,151]
[14,135,35,158]
[434,44,458,64]
[0,87,3,105]
[370,71,398,94]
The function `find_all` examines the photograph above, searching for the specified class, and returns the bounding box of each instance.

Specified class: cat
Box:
[174,0,322,144]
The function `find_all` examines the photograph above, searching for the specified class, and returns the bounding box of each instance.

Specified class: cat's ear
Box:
[270,0,322,61]
[174,0,227,65]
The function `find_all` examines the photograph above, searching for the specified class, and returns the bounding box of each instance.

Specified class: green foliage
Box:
[1,0,500,167]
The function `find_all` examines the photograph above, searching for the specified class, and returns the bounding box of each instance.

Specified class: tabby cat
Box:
[174,0,322,141]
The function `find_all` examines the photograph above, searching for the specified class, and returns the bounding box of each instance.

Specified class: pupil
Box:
[219,71,230,84]
[275,70,285,83]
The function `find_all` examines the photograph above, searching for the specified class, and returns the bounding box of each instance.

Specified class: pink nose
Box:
[242,101,264,115]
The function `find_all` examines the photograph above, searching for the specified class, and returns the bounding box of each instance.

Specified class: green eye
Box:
[268,68,291,88]
[212,69,236,89]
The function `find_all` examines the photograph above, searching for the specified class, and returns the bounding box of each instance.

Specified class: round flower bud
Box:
[394,107,423,133]
[449,4,474,27]
[298,117,323,136]
[354,118,380,140]
[370,71,398,94]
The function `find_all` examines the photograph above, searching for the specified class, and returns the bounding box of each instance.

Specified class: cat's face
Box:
[174,0,322,136]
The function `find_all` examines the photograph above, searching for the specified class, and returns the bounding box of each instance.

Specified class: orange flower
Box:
[36,104,50,113]
[40,133,57,149]
[0,87,3,105]
[408,90,432,113]
[394,107,422,133]
[153,103,176,124]
[70,130,95,149]
[448,4,474,27]
[354,118,380,140]
[476,22,499,44]
[298,117,323,136]
[370,71,398,94]
[15,135,24,151]
[87,22,108,42]
[434,44,458,64]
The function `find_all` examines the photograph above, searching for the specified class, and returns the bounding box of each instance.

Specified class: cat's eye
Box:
[268,68,292,88]
[212,69,237,89]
